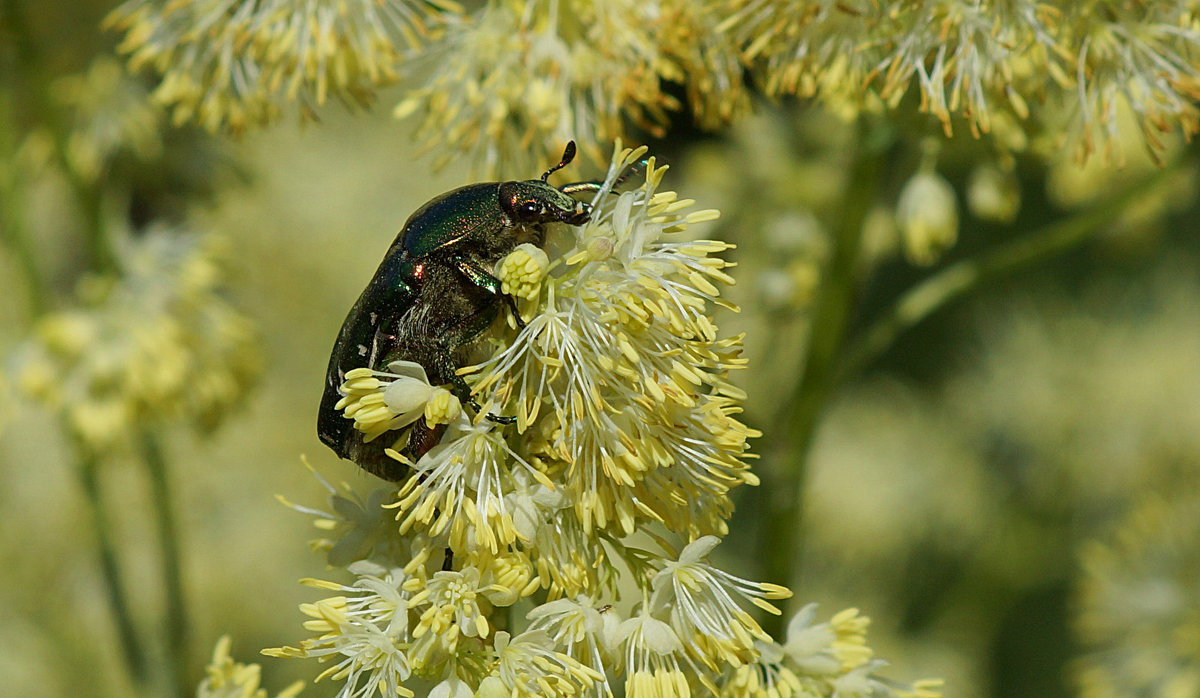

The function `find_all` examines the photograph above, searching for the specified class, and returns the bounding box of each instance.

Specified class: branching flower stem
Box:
[837,147,1198,384]
[764,128,1194,642]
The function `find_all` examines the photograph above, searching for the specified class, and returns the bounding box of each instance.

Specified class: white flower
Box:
[264,563,415,698]
[409,566,491,647]
[781,604,848,676]
[525,597,615,696]
[616,612,708,698]
[650,536,790,667]
[428,674,474,698]
[394,420,552,554]
[488,630,602,698]
[336,360,460,444]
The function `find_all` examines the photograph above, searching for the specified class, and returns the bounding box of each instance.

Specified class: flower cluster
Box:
[720,0,1200,161]
[272,146,938,697]
[1073,491,1200,698]
[104,0,460,134]
[12,228,260,453]
[272,531,947,698]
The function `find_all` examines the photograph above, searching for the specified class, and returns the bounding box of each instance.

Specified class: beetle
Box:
[318,142,605,481]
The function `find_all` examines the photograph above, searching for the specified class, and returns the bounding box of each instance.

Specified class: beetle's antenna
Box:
[541,140,577,182]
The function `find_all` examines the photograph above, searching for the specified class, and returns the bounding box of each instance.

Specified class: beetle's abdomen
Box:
[385,263,501,383]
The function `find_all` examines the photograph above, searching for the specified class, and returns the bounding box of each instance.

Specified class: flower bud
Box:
[967,163,1020,223]
[897,169,959,266]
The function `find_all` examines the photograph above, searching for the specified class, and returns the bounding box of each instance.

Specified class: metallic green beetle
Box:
[318,142,604,480]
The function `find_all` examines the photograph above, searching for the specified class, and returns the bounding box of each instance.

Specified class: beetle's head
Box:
[499,180,591,227]
[497,141,592,228]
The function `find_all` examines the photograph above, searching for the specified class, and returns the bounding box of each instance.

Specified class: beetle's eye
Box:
[518,201,540,217]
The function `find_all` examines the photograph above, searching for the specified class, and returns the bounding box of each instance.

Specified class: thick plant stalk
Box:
[761,121,890,637]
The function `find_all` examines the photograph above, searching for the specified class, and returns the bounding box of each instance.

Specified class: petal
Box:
[386,359,430,383]
[384,376,435,414]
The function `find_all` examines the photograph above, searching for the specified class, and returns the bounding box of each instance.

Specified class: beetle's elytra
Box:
[318,142,603,480]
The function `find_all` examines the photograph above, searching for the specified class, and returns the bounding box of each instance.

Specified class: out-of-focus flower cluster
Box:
[1074,490,1200,698]
[723,0,1200,162]
[394,0,746,174]
[200,636,305,698]
[680,110,849,316]
[107,0,1200,170]
[12,228,260,454]
[104,0,460,134]
[269,146,939,697]
[47,56,162,183]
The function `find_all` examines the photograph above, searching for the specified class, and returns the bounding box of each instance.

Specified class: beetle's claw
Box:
[465,397,518,425]
[504,294,527,329]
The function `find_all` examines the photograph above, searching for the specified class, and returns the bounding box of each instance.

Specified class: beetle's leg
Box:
[559,156,648,196]
[557,181,603,195]
[405,419,447,462]
[450,256,527,329]
[430,344,517,425]
[425,298,519,426]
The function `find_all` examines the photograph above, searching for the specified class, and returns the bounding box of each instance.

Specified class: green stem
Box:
[761,121,891,637]
[75,443,150,687]
[0,91,47,317]
[836,150,1195,384]
[1,0,118,275]
[139,429,188,698]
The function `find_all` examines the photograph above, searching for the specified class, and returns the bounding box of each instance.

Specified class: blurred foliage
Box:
[2,0,1200,697]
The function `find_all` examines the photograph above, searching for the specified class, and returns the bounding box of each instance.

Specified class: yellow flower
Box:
[651,536,791,668]
[496,243,551,303]
[488,630,603,698]
[335,361,460,444]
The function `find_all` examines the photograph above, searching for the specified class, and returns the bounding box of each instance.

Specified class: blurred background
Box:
[2,1,1199,697]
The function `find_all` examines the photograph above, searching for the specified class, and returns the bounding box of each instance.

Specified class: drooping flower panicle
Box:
[272,145,938,698]
[720,0,1200,161]
[105,0,461,134]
